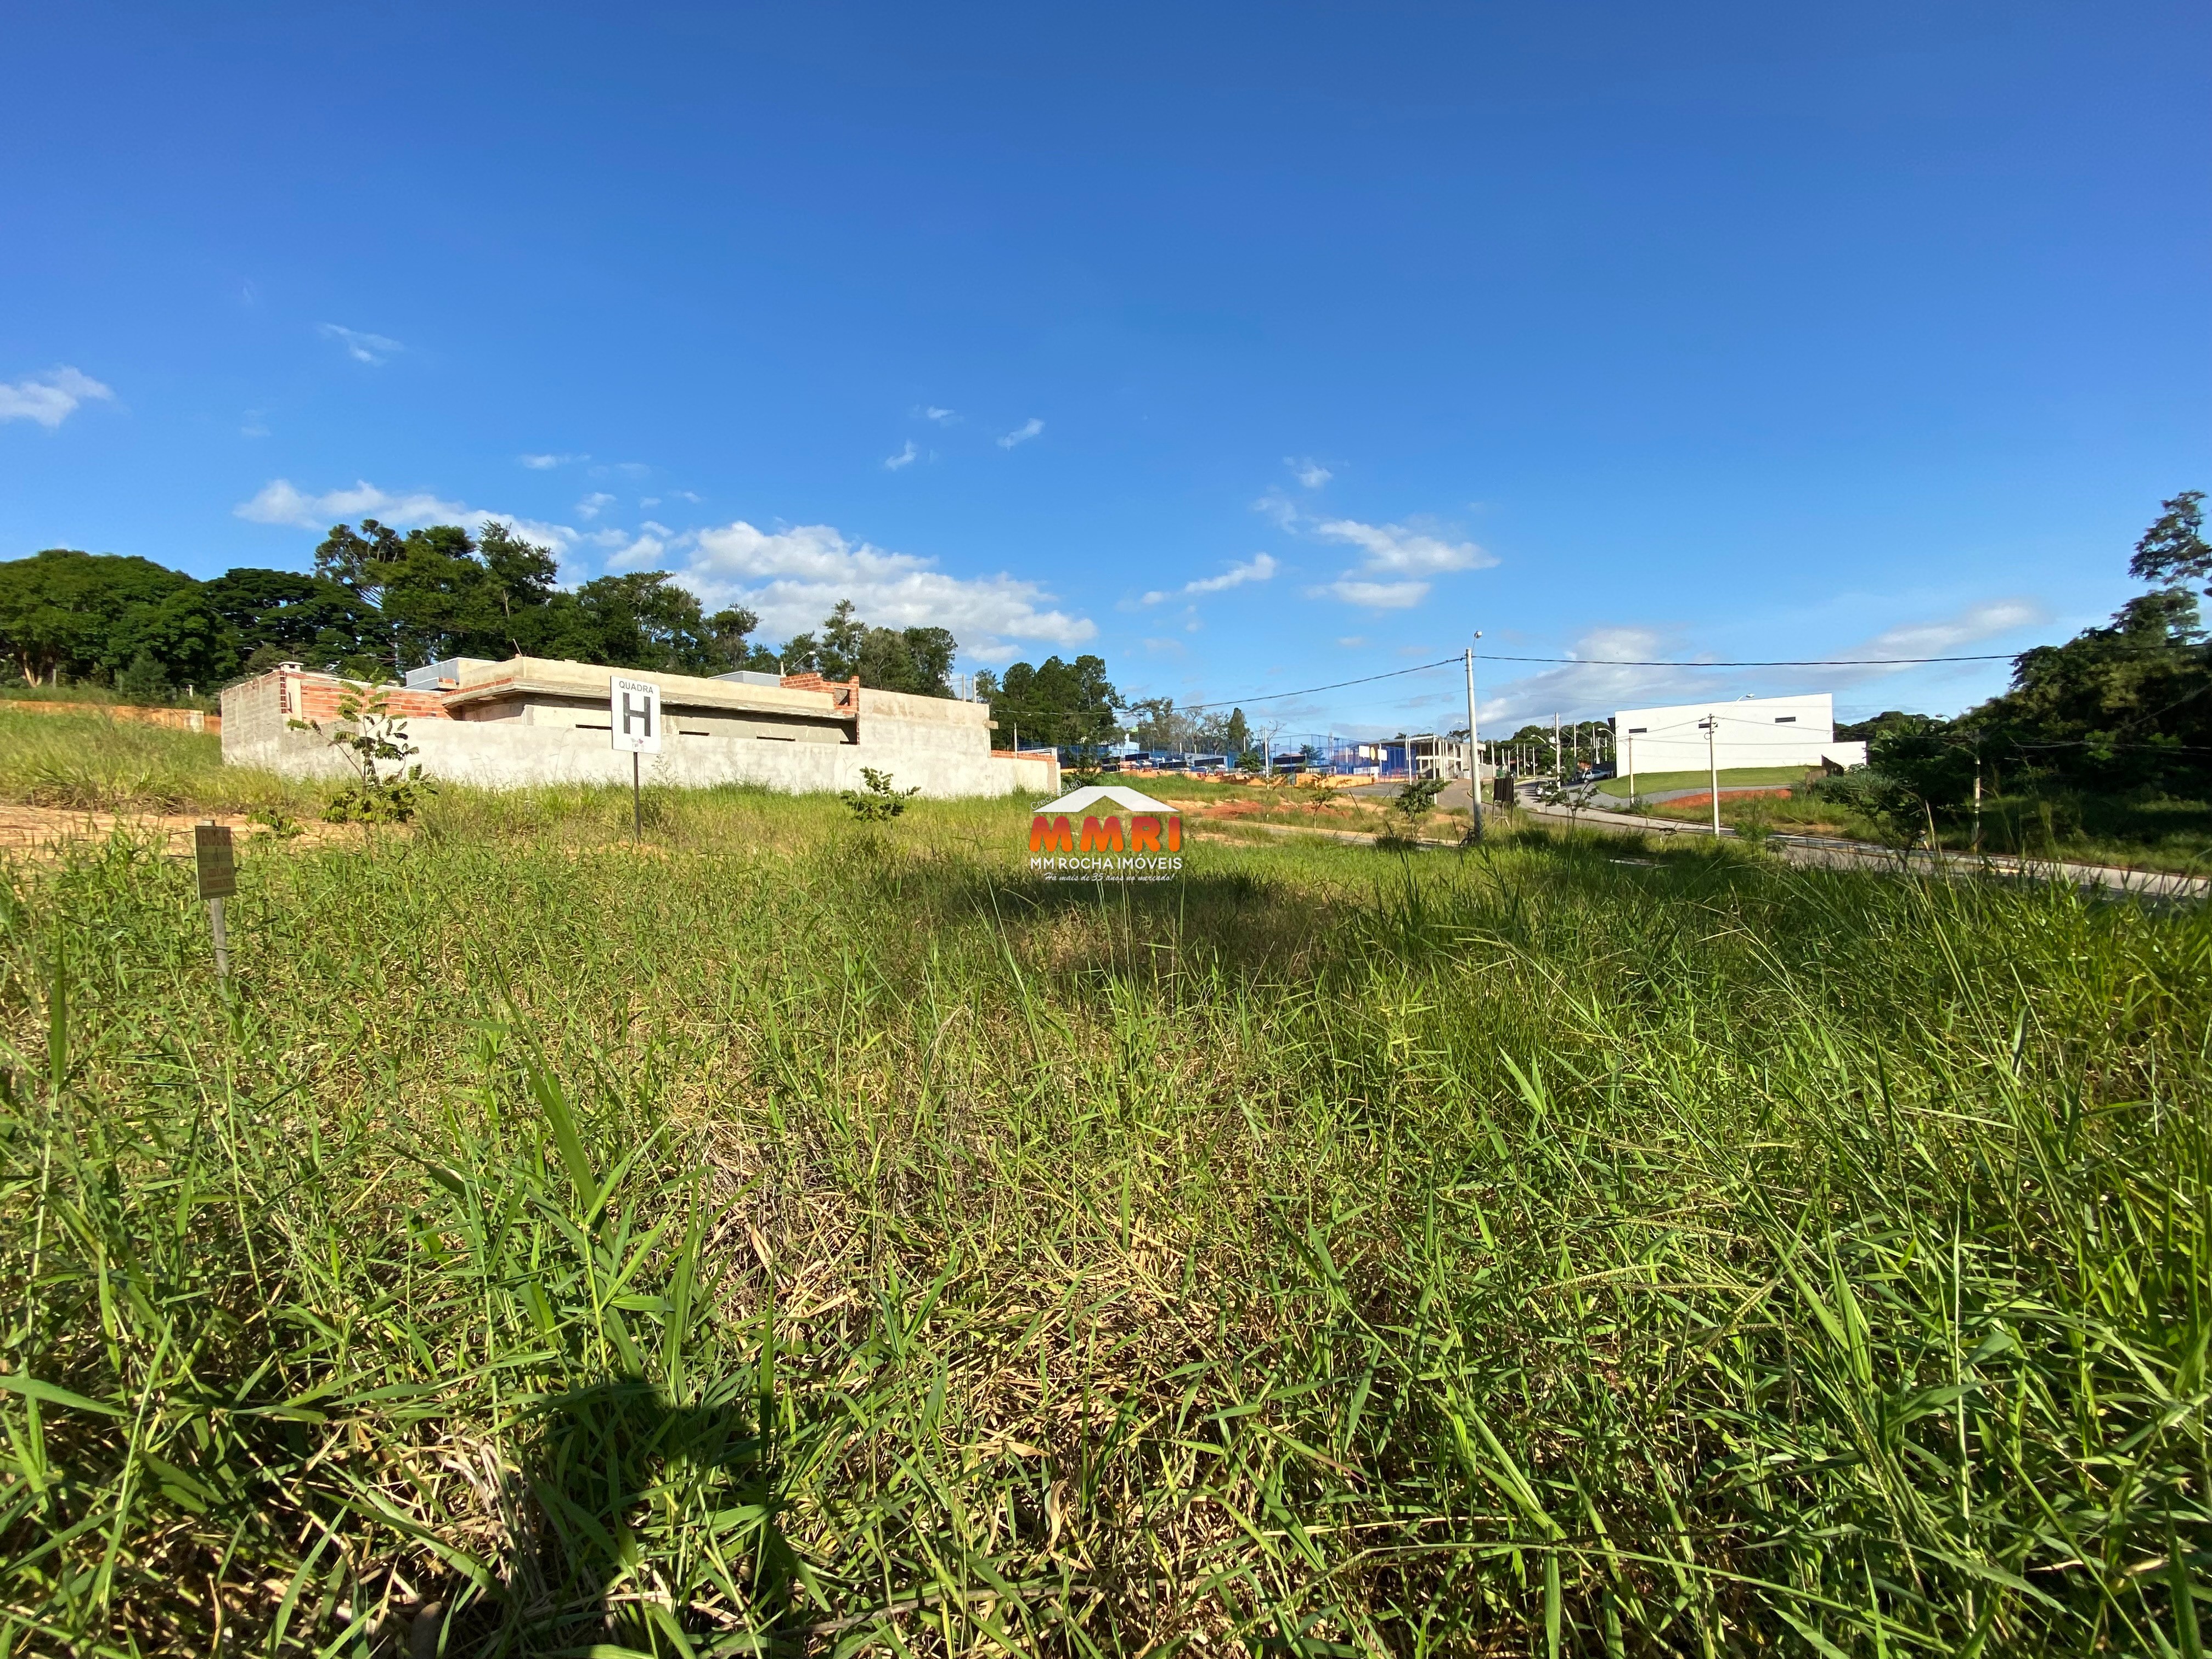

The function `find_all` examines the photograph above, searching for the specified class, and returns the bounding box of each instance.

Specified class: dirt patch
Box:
[1659,787,1793,811]
[0,804,362,857]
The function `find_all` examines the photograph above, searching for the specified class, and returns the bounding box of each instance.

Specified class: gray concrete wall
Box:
[222,669,1059,799]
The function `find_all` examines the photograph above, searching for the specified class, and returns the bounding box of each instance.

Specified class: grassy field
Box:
[1595,766,1812,798]
[2,743,2208,1657]
[0,705,314,816]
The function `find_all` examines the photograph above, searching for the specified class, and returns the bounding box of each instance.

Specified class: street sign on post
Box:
[610,678,663,754]
[195,822,235,983]
[610,677,662,839]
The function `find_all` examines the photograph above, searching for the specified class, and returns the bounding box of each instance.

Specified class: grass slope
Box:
[3,783,2206,1656]
[1595,765,1812,797]
[0,705,313,815]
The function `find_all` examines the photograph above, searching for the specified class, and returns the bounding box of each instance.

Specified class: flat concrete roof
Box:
[443,656,853,719]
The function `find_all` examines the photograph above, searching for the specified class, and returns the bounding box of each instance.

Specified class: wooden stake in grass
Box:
[194,821,235,983]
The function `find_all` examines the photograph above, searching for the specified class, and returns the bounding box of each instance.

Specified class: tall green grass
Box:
[0,709,312,815]
[2,794,2206,1655]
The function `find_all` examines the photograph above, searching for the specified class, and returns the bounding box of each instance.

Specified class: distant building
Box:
[223,656,1059,798]
[1612,692,1867,775]
[1329,734,1480,780]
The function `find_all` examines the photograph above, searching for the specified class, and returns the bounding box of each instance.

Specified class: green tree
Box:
[554,573,727,673]
[1223,707,1252,760]
[202,568,381,674]
[1968,585,2210,793]
[819,600,866,681]
[995,654,1121,747]
[1127,696,1179,750]
[116,651,173,704]
[108,584,238,692]
[855,625,956,696]
[2128,490,2210,595]
[0,549,198,686]
[706,606,780,673]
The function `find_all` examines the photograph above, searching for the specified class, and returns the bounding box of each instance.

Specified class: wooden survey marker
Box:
[195,822,234,981]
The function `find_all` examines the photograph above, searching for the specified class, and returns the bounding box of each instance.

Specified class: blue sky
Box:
[4,1,2207,736]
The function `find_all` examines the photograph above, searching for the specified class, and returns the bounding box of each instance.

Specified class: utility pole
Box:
[1706,710,1722,836]
[1623,723,1635,803]
[1553,712,1561,782]
[1971,739,1984,855]
[1464,635,1483,844]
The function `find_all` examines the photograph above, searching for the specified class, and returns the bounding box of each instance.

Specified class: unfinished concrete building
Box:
[222,657,1059,798]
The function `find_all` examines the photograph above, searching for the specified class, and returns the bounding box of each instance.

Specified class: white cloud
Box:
[233,477,582,562]
[240,410,270,438]
[1279,515,1496,611]
[1288,456,1332,488]
[1310,578,1431,608]
[679,520,1094,659]
[605,531,671,571]
[672,489,702,503]
[0,366,113,428]
[320,324,403,364]
[997,417,1045,449]
[1337,635,1368,648]
[1474,600,2050,730]
[576,492,616,520]
[1854,600,2045,660]
[520,452,587,469]
[235,478,467,529]
[884,439,919,471]
[1313,517,1492,577]
[639,496,659,509]
[922,406,958,423]
[1142,552,1278,605]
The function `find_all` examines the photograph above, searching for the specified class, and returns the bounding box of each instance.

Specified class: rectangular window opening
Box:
[1774,716,1797,724]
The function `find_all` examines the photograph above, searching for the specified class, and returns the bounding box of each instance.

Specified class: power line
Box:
[1097,650,2021,725]
[1063,656,1460,717]
[1479,651,2019,667]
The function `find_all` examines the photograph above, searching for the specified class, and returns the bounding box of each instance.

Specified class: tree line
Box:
[1826,491,2211,822]
[0,520,977,703]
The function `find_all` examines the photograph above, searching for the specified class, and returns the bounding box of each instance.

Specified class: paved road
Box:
[1201,791,2208,901]
[1520,798,2209,900]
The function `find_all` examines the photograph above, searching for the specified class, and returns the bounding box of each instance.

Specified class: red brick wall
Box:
[288,676,453,723]
[779,672,861,708]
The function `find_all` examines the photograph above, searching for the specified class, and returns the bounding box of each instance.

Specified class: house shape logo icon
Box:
[1032,784,1176,816]
[1028,784,1181,857]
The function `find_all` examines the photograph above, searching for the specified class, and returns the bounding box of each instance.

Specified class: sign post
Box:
[1463,633,1483,845]
[610,676,663,839]
[194,822,236,984]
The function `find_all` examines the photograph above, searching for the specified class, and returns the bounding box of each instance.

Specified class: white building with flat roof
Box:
[1612,692,1867,776]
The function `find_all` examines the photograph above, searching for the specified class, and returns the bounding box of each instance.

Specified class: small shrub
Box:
[291,679,436,825]
[247,805,305,840]
[1376,775,1447,850]
[1734,796,1778,850]
[840,766,920,821]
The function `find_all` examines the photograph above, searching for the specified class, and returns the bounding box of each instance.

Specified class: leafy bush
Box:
[290,680,436,825]
[839,765,920,821]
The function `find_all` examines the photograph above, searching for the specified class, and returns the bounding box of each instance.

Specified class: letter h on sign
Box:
[610,678,663,754]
